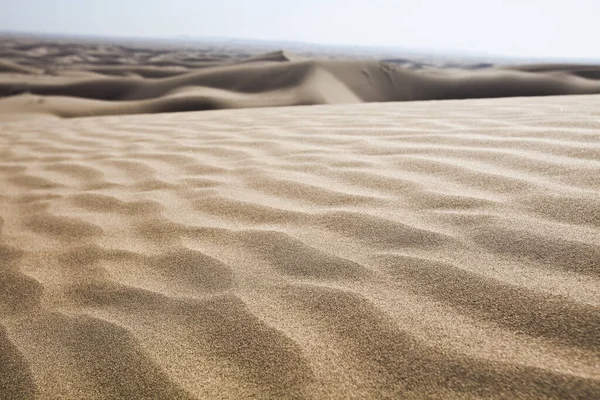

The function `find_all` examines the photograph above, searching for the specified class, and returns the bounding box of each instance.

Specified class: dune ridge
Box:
[4,59,600,119]
[3,37,600,119]
[1,94,599,398]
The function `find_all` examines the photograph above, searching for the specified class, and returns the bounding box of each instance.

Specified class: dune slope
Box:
[3,39,600,119]
[0,94,599,398]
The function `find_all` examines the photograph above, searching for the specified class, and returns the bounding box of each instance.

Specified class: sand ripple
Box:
[0,95,599,398]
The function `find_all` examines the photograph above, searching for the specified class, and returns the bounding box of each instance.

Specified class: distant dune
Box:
[2,37,600,119]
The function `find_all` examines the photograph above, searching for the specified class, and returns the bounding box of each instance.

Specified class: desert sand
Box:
[4,36,600,120]
[1,36,600,399]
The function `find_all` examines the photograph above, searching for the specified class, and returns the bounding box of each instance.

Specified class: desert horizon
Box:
[1,20,599,400]
[4,33,600,121]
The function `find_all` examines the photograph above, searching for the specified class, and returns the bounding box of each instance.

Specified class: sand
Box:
[0,92,599,398]
[1,35,600,398]
[4,36,600,121]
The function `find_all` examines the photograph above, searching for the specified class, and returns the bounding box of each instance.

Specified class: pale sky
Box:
[1,0,599,60]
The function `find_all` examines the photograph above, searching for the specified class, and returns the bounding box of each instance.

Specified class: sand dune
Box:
[5,61,600,119]
[4,59,600,119]
[3,37,600,119]
[1,93,599,398]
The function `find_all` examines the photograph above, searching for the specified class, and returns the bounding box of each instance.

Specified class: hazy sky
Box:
[1,0,599,60]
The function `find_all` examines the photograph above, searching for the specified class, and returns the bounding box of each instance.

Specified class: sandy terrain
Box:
[1,92,599,398]
[1,36,600,398]
[3,36,600,120]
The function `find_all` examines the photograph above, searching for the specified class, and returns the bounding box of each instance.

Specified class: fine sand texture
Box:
[1,94,600,399]
[4,36,600,120]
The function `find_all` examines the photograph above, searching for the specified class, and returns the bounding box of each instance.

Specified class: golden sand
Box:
[0,93,599,398]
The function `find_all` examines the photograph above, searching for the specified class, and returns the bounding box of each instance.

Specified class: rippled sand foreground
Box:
[1,95,599,399]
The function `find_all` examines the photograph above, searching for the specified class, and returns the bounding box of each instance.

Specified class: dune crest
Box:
[3,36,600,119]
